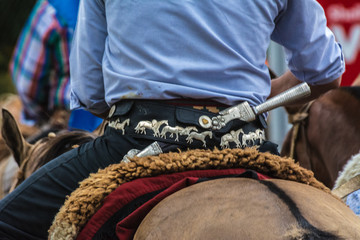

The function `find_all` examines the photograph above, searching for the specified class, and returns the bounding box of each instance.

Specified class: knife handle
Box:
[254,82,311,115]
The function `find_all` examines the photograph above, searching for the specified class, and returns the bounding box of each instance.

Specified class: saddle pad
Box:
[76,168,270,240]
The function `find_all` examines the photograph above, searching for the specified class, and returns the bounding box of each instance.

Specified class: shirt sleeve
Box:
[271,0,345,85]
[69,0,108,115]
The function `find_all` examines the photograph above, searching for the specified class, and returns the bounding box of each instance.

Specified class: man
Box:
[0,0,344,239]
[9,0,102,133]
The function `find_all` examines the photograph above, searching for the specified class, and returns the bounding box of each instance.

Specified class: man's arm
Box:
[269,0,344,108]
[269,71,341,112]
[270,70,341,100]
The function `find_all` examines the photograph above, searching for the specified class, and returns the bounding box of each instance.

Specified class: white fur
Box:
[333,151,360,190]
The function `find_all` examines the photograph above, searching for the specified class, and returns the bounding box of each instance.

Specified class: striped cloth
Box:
[9,0,72,124]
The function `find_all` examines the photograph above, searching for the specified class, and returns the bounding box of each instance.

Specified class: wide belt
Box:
[107,100,266,150]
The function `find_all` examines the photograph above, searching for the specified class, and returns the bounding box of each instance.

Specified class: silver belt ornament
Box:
[199,82,311,130]
[112,82,311,163]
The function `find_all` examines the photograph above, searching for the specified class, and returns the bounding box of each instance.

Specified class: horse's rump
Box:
[76,168,269,240]
[135,178,360,240]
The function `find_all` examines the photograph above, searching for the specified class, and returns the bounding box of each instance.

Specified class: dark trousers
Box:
[0,126,155,240]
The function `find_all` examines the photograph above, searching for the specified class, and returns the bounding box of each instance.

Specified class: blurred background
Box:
[0,1,37,93]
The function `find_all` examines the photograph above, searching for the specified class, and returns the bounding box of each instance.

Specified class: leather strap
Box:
[288,101,313,160]
[332,174,360,201]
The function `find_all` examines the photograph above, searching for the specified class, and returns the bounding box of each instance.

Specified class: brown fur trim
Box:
[48,147,330,240]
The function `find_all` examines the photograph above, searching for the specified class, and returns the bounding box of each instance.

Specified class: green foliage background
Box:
[0,0,36,94]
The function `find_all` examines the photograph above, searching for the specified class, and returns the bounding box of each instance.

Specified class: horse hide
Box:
[281,86,360,188]
[341,86,360,100]
[135,178,360,240]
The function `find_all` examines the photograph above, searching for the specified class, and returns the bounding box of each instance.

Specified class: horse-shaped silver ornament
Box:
[108,118,130,135]
[186,131,213,147]
[134,120,168,137]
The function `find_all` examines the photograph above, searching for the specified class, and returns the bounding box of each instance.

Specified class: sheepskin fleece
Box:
[334,151,360,189]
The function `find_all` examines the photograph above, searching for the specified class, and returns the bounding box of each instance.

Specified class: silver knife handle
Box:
[254,82,311,115]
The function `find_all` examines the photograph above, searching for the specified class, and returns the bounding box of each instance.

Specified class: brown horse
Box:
[0,93,39,139]
[0,93,71,168]
[0,93,72,144]
[48,147,360,239]
[0,108,97,197]
[281,86,360,188]
[0,94,38,170]
[135,178,360,240]
[0,94,39,198]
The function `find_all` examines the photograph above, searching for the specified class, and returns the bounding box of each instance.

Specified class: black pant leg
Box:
[0,127,151,239]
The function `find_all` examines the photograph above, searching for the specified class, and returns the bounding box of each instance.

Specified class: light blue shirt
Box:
[70,0,345,115]
[346,189,360,217]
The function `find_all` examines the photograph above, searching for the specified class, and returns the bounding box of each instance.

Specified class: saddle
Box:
[49,147,329,240]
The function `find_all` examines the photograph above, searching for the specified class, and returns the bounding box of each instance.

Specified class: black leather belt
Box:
[107,100,266,150]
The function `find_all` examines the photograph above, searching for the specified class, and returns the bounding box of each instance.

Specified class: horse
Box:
[0,93,39,140]
[0,94,39,198]
[0,94,38,172]
[48,147,360,239]
[0,108,97,197]
[0,93,72,143]
[135,178,360,240]
[281,86,360,188]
